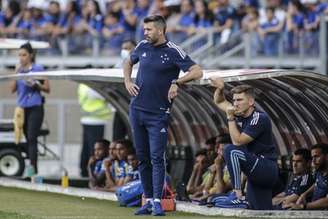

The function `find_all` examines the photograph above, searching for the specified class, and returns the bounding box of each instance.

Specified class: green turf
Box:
[0,211,39,219]
[0,186,227,219]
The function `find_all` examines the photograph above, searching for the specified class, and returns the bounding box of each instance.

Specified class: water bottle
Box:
[61,169,69,188]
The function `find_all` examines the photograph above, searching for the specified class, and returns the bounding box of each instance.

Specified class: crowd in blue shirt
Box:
[0,0,326,56]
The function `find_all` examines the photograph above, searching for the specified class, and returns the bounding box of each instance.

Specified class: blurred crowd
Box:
[0,0,327,56]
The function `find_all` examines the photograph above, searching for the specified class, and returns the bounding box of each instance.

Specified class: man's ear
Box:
[249,97,255,106]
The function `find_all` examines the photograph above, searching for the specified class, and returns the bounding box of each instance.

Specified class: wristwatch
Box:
[171,79,179,86]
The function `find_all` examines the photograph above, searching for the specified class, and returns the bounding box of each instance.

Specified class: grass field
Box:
[0,186,222,219]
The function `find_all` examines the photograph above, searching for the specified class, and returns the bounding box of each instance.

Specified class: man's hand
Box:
[168,84,178,103]
[193,162,200,171]
[103,159,112,171]
[214,154,224,167]
[124,80,139,96]
[210,77,225,89]
[288,203,304,210]
[296,194,306,205]
[226,106,236,119]
[88,156,96,166]
[282,201,293,209]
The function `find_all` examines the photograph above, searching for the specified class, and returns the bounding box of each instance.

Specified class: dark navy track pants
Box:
[129,108,169,199]
[224,144,278,210]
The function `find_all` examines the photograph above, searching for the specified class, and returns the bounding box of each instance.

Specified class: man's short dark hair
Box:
[143,15,167,33]
[294,148,312,162]
[231,85,255,98]
[195,149,207,157]
[95,139,110,149]
[116,139,133,152]
[205,136,216,146]
[216,133,232,144]
[311,143,328,154]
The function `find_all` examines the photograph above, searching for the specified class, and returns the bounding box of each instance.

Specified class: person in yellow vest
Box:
[78,84,112,177]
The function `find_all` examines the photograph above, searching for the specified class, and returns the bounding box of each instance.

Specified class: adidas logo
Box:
[160,128,166,133]
[142,52,147,57]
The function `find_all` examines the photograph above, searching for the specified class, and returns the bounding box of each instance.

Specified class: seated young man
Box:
[272,148,314,209]
[124,150,140,184]
[104,140,130,191]
[186,149,210,196]
[287,143,328,210]
[192,134,233,202]
[87,139,110,189]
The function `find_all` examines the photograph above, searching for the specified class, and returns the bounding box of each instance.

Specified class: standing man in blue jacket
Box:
[123,15,203,216]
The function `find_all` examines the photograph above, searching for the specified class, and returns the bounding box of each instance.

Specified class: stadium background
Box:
[0,0,327,178]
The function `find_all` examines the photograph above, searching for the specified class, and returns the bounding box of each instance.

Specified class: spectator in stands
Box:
[187,149,210,196]
[167,0,195,43]
[29,5,47,41]
[259,0,286,27]
[303,0,320,56]
[15,9,33,39]
[241,7,260,56]
[73,0,103,51]
[192,0,214,32]
[85,0,103,35]
[210,77,278,209]
[10,42,50,174]
[242,6,259,33]
[258,7,282,56]
[53,0,83,53]
[272,148,314,209]
[102,11,124,55]
[88,139,109,189]
[43,1,63,53]
[244,0,260,9]
[148,0,168,17]
[135,0,151,41]
[44,1,62,28]
[0,0,21,37]
[120,0,138,41]
[212,0,235,45]
[285,0,306,54]
[316,0,328,15]
[287,143,328,210]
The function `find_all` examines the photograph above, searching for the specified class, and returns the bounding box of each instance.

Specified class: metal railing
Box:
[0,15,327,73]
[187,16,328,74]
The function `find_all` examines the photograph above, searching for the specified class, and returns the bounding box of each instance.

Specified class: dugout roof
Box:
[1,69,327,155]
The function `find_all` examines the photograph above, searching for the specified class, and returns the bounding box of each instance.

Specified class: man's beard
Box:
[146,36,158,44]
